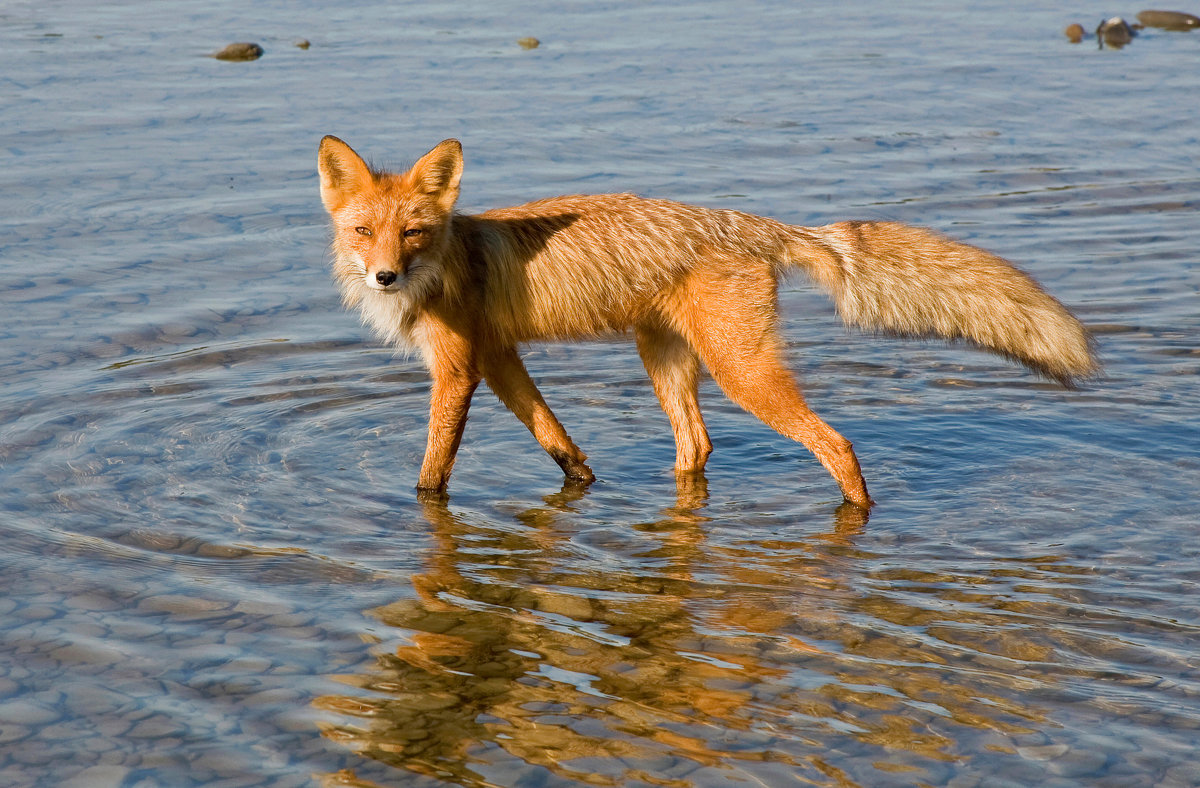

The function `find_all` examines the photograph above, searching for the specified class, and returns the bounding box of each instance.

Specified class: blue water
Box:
[1,1,1198,786]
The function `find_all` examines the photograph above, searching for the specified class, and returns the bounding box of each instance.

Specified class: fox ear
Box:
[318,136,373,214]
[408,139,463,211]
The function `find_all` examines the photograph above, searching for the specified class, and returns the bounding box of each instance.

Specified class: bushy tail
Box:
[782,221,1099,386]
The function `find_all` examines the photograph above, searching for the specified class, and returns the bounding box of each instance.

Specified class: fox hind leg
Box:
[634,319,712,474]
[675,270,873,507]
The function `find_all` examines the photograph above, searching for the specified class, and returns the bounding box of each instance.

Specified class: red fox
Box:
[317,136,1098,508]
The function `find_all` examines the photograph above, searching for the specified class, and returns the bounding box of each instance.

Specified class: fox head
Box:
[318,136,463,305]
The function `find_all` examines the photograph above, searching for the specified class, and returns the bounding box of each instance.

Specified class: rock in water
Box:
[213,42,264,61]
[1136,10,1200,30]
[1097,17,1135,47]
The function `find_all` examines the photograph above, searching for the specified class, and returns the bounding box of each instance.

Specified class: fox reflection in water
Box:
[315,480,1043,787]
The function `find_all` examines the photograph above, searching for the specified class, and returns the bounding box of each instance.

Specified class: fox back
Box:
[466,194,808,342]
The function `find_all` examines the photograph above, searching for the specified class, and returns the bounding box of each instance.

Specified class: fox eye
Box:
[403,228,423,238]
[354,226,372,237]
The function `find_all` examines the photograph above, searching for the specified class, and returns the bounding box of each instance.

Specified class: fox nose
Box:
[375,270,397,287]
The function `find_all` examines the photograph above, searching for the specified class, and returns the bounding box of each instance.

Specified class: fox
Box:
[317,136,1098,508]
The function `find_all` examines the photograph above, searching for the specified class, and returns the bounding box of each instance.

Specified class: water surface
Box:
[1,1,1198,786]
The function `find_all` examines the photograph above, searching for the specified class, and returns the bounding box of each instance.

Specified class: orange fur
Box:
[318,137,1098,507]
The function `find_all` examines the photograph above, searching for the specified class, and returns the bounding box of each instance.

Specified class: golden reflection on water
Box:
[315,479,1051,787]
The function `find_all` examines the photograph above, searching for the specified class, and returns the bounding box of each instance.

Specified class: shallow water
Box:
[2,1,1199,786]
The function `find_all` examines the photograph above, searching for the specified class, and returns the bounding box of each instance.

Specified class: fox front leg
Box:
[482,345,595,484]
[417,369,480,493]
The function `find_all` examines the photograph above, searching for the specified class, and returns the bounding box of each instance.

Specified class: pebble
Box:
[96,716,134,738]
[0,665,32,682]
[1046,748,1109,778]
[1136,10,1200,30]
[61,765,132,788]
[1163,762,1200,786]
[233,598,295,616]
[213,42,264,61]
[37,719,95,742]
[18,605,60,622]
[1017,742,1069,761]
[157,321,199,341]
[62,685,130,717]
[9,741,78,767]
[126,530,184,552]
[88,339,131,360]
[1075,731,1139,755]
[532,590,593,620]
[49,639,129,667]
[65,591,124,613]
[127,713,187,739]
[261,611,313,628]
[240,687,301,708]
[220,655,273,674]
[1092,774,1155,788]
[194,542,250,558]
[0,699,60,726]
[78,735,120,755]
[978,768,1045,787]
[271,624,321,640]
[137,594,230,617]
